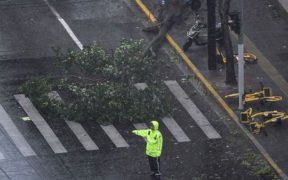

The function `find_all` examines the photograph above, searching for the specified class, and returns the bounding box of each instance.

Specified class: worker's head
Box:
[149,120,159,131]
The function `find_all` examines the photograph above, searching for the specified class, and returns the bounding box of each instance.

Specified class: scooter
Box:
[182,20,222,52]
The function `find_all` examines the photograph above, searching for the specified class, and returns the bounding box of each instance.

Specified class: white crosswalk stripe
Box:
[3,79,220,156]
[65,120,99,151]
[100,125,129,148]
[0,104,36,157]
[14,94,68,154]
[134,82,190,142]
[161,116,190,142]
[133,123,148,130]
[164,80,221,139]
[48,91,99,151]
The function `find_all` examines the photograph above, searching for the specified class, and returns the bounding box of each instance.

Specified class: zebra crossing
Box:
[0,104,36,157]
[0,80,221,159]
[164,80,221,139]
[134,82,191,142]
[49,91,99,151]
[14,94,68,154]
[65,120,99,151]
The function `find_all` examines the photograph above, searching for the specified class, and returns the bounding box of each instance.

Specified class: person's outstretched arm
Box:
[132,129,149,138]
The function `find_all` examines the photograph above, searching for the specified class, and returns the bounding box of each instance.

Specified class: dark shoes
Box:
[155,173,161,176]
[150,172,161,176]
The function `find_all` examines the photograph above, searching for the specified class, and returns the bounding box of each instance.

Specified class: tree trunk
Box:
[218,0,237,85]
[143,0,187,56]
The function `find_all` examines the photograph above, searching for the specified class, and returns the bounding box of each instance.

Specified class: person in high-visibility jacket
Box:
[132,120,163,177]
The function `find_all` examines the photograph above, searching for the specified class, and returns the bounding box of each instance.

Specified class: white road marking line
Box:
[133,84,149,142]
[0,104,36,157]
[134,83,190,142]
[164,80,221,139]
[278,0,288,15]
[133,123,148,141]
[133,123,148,130]
[42,0,83,50]
[48,91,99,151]
[100,125,129,148]
[161,116,190,142]
[49,91,128,149]
[65,120,99,151]
[14,94,68,154]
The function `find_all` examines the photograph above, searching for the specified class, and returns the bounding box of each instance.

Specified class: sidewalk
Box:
[137,0,288,179]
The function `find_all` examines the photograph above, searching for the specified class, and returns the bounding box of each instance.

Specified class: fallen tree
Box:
[143,0,194,56]
[21,40,170,124]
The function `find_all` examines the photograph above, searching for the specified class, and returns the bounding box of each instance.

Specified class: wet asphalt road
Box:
[0,0,287,179]
[0,0,146,179]
[0,0,144,60]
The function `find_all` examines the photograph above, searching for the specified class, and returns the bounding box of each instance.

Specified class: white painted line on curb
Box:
[0,104,36,157]
[161,116,190,142]
[14,94,68,154]
[42,0,83,50]
[134,83,190,142]
[48,91,99,151]
[164,80,221,139]
[100,125,129,148]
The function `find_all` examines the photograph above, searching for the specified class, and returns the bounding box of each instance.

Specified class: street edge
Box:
[134,0,288,179]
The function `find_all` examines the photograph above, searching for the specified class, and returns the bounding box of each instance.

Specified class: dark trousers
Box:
[148,156,161,174]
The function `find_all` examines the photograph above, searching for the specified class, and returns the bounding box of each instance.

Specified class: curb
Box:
[134,0,288,179]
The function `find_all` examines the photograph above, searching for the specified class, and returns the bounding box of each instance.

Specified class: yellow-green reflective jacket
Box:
[133,129,163,157]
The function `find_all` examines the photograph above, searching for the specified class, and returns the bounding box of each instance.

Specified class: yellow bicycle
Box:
[241,108,288,134]
[234,52,257,63]
[224,86,282,105]
[216,48,257,64]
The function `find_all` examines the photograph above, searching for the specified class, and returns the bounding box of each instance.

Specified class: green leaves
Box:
[21,39,169,124]
[55,44,108,76]
[57,81,169,123]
